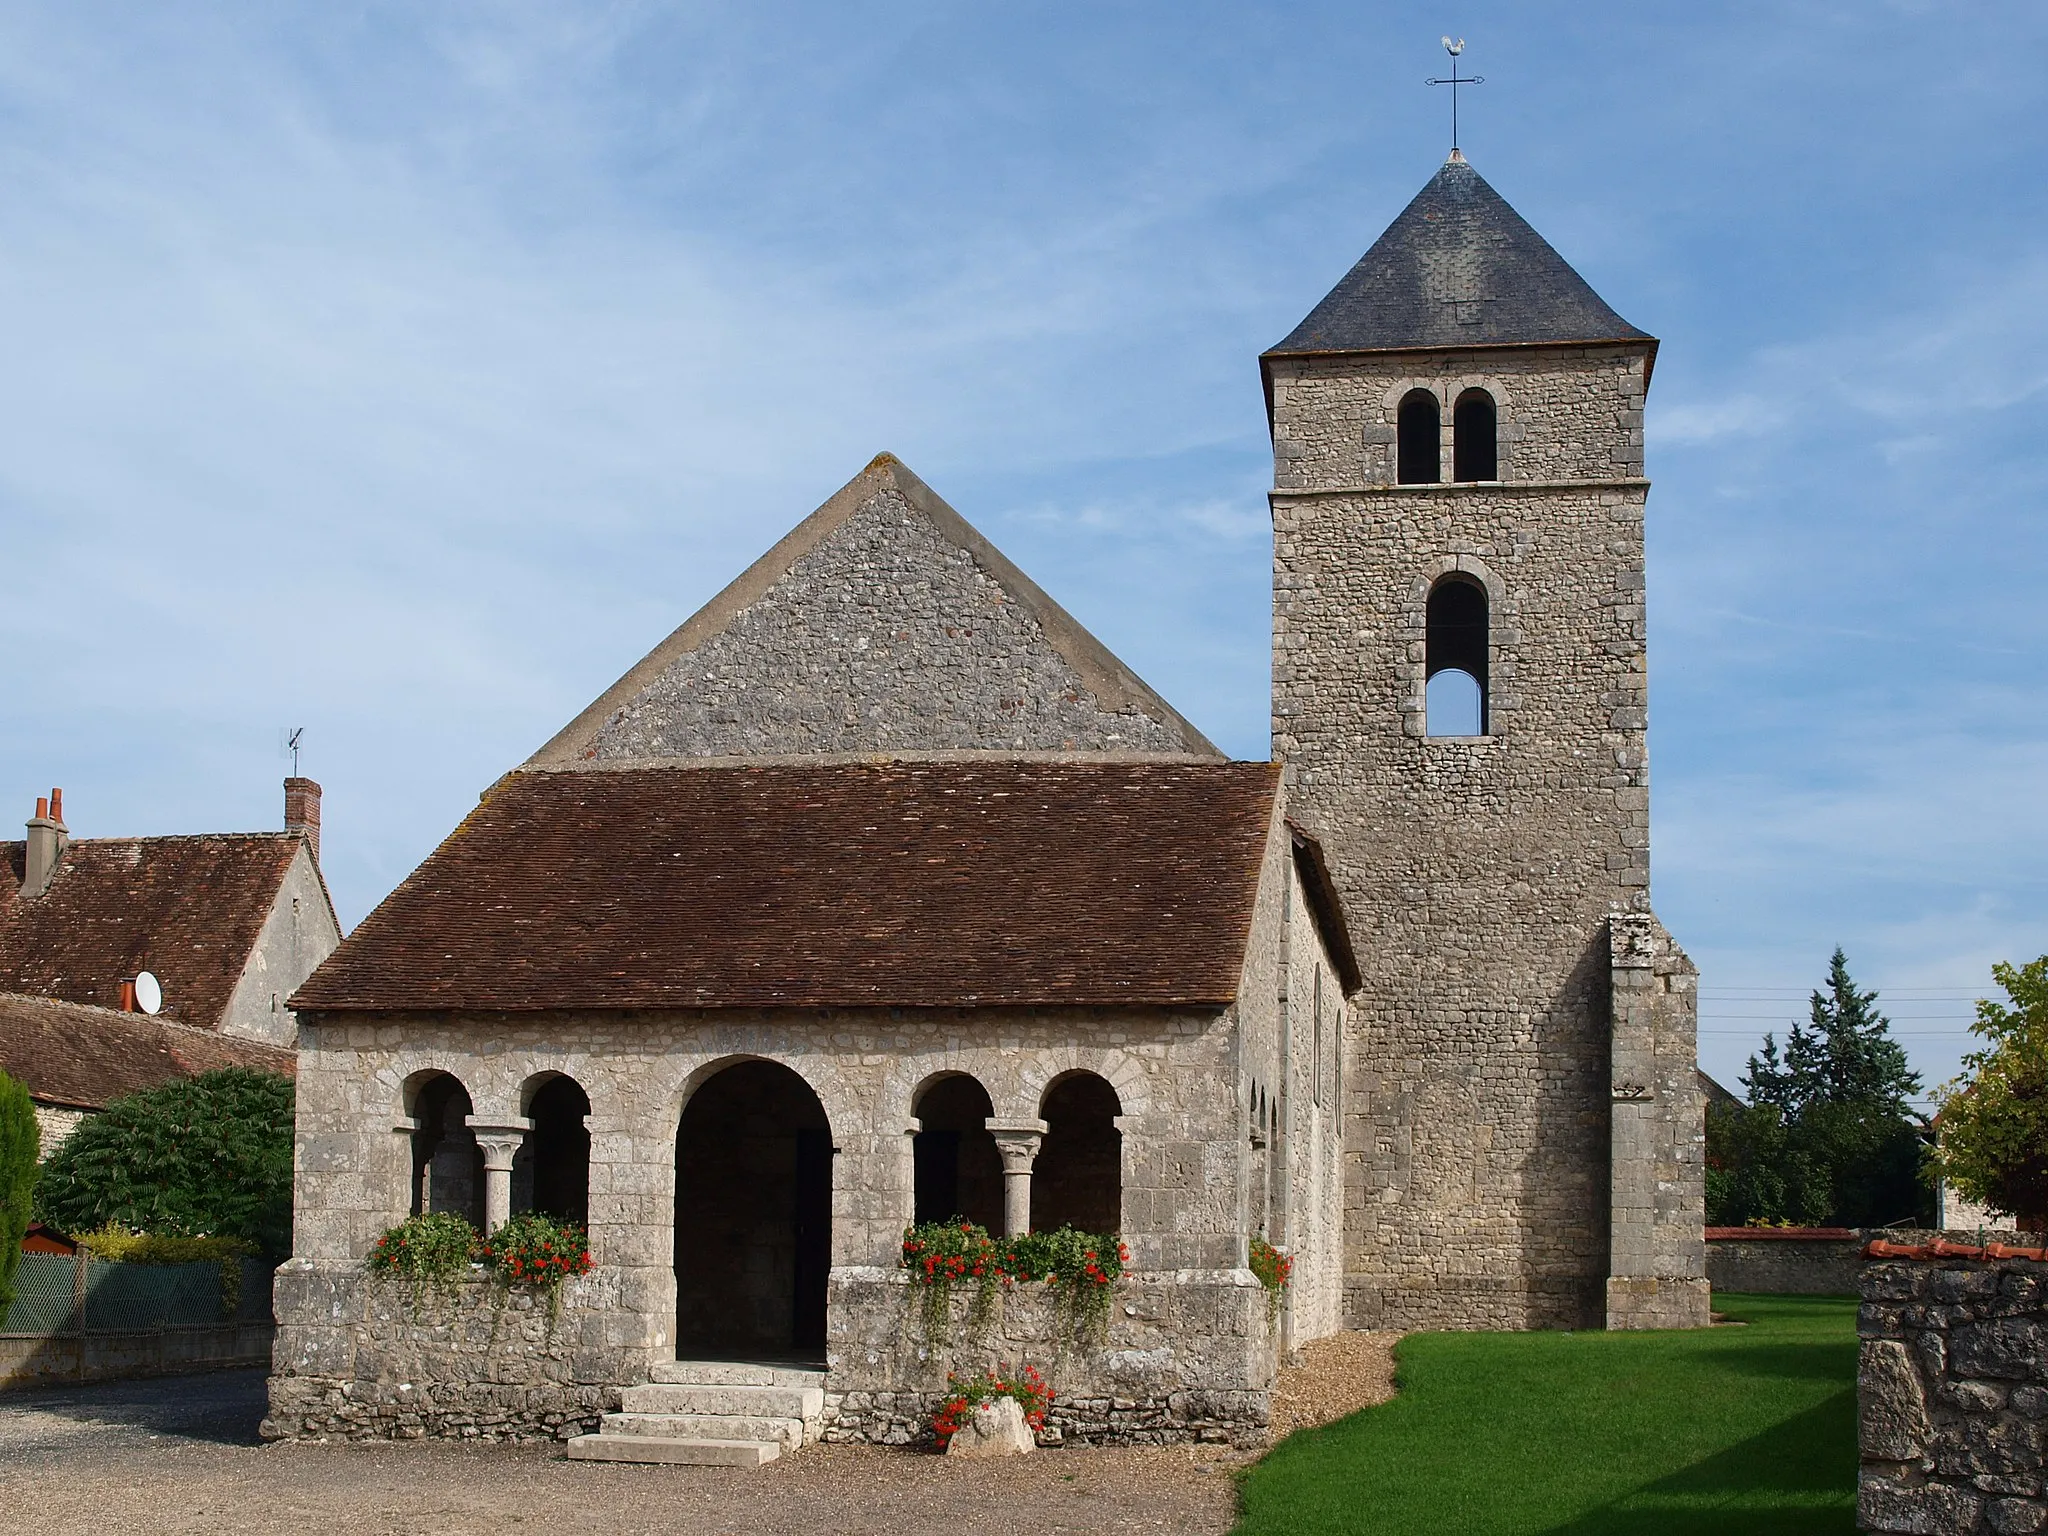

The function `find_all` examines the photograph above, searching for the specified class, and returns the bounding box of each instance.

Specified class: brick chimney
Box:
[284,777,321,863]
[22,787,68,899]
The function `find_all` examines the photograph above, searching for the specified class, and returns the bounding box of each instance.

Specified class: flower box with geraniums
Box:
[899,1220,1129,1342]
[367,1211,591,1316]
[930,1365,1053,1452]
[1249,1235,1292,1320]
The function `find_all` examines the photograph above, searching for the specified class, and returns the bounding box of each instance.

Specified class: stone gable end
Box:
[585,485,1198,761]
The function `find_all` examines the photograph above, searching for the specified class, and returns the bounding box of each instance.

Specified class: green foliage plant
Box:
[76,1224,254,1314]
[480,1212,592,1312]
[34,1068,295,1255]
[1706,949,1927,1228]
[1249,1235,1293,1322]
[929,1364,1053,1449]
[901,1221,1127,1344]
[0,1070,39,1316]
[366,1211,479,1307]
[1929,956,2048,1229]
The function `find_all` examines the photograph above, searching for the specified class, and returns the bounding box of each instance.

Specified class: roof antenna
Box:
[285,726,303,777]
[1427,37,1484,159]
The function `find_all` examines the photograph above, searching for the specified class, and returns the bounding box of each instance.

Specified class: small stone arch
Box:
[909,1072,1004,1232]
[1400,554,1515,739]
[1396,388,1441,485]
[513,1071,591,1226]
[1032,1070,1124,1235]
[1011,1047,1151,1127]
[403,1068,483,1227]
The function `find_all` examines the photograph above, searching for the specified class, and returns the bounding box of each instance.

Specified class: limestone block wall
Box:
[1268,345,1648,492]
[1270,341,1673,1332]
[1606,913,1709,1328]
[278,999,1273,1439]
[1859,1250,2048,1533]
[1276,857,1348,1347]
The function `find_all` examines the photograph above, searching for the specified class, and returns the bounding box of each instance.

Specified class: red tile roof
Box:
[0,991,295,1112]
[0,834,302,1028]
[296,760,1286,1013]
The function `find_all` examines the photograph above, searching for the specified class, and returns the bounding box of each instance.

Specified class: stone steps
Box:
[568,1361,828,1468]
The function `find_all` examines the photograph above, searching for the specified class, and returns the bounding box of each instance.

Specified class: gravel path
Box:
[0,1340,1402,1534]
[0,1370,1239,1535]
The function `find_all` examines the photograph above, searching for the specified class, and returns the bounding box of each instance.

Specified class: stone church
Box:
[267,151,1705,1455]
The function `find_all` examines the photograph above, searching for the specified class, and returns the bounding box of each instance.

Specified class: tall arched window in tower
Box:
[1453,388,1497,482]
[1397,389,1441,484]
[1425,574,1489,737]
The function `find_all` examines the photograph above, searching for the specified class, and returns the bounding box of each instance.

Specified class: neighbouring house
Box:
[0,989,296,1156]
[269,149,1704,1457]
[0,779,341,1048]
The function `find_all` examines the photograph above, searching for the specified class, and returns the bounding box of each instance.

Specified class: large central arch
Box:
[674,1059,831,1361]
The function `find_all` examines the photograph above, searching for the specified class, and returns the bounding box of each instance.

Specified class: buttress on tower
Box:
[1266,152,1709,1331]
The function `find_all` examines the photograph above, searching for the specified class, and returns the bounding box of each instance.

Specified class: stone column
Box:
[987,1119,1048,1238]
[468,1119,531,1235]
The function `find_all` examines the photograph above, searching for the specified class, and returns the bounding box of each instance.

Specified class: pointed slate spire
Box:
[1266,153,1653,356]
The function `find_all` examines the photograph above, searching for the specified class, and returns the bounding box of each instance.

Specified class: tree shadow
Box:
[2,1367,270,1447]
[1536,1392,1858,1536]
[1695,1339,1859,1384]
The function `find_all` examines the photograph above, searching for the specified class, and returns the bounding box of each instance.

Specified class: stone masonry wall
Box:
[824,1269,1274,1446]
[1607,912,1710,1328]
[1707,1230,1864,1295]
[1271,342,1669,1331]
[587,484,1203,761]
[1859,1251,2048,1534]
[279,996,1272,1438]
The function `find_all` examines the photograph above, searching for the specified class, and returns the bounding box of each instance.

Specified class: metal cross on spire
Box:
[1426,37,1484,154]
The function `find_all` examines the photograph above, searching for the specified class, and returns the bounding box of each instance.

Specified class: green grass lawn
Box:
[1235,1293,1858,1536]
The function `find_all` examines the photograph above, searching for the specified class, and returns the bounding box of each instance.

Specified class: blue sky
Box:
[1,2,2042,1105]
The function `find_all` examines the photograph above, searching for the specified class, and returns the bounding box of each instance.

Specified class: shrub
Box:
[930,1365,1053,1450]
[0,1070,38,1315]
[1929,957,2048,1228]
[34,1068,294,1255]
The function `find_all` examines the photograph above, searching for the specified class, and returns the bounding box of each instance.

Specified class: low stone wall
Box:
[263,1262,637,1441]
[1859,1239,2048,1534]
[0,1321,274,1389]
[266,1260,1278,1446]
[825,1267,1275,1447]
[1706,1227,1862,1295]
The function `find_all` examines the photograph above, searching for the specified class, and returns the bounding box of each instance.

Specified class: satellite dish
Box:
[134,971,163,1015]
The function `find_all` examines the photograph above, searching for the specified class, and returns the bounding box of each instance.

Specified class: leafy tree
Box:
[0,1070,38,1315]
[1706,950,1929,1227]
[34,1068,294,1256]
[1928,957,2048,1230]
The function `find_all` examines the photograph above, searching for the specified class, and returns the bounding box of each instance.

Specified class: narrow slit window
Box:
[1397,390,1441,484]
[1426,575,1489,737]
[1453,388,1497,481]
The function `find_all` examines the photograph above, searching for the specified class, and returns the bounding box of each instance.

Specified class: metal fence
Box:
[1,1252,275,1335]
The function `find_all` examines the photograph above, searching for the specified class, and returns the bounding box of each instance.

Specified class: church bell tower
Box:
[1267,151,1708,1331]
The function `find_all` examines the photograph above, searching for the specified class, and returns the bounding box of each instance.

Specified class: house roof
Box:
[1265,154,1653,359]
[295,759,1287,1013]
[0,833,305,1027]
[0,990,296,1112]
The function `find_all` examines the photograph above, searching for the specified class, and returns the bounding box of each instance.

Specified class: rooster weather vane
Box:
[1426,37,1484,153]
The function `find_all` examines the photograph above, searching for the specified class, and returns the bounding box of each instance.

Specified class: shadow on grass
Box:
[1696,1338,1860,1384]
[1535,1392,1859,1536]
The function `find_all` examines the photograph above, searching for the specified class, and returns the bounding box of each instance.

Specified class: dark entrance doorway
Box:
[674,1060,831,1360]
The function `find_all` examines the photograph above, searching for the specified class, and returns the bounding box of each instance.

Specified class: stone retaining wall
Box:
[262,1265,630,1441]
[1706,1227,1862,1295]
[1859,1245,2048,1533]
[1,1321,274,1390]
[823,1268,1275,1447]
